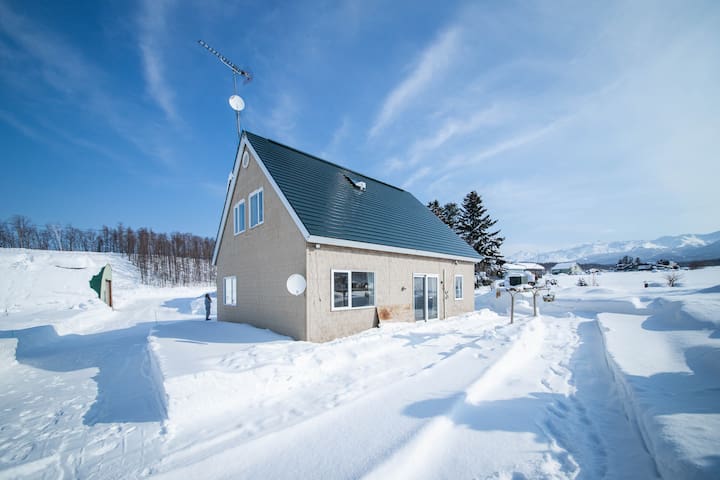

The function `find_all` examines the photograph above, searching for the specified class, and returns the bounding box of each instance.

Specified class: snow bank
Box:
[592,269,720,480]
[0,248,139,311]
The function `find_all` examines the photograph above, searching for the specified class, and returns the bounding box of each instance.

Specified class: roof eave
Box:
[307,235,482,263]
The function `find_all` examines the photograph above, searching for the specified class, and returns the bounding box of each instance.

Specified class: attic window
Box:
[344,175,367,192]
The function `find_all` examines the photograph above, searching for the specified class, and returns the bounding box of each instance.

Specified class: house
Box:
[212,131,482,342]
[550,262,583,275]
[503,262,545,281]
[505,270,533,287]
[516,262,545,279]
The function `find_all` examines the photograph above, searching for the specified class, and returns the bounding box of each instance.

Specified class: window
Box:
[332,270,375,310]
[233,200,245,235]
[454,275,464,300]
[250,188,264,228]
[224,276,236,306]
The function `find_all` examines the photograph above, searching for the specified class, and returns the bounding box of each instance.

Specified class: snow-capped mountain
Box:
[513,231,720,264]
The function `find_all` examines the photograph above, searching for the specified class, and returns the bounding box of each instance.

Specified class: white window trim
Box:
[249,187,264,229]
[331,269,376,311]
[454,274,464,300]
[224,276,237,306]
[233,200,246,236]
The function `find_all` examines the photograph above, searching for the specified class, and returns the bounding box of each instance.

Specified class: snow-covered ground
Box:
[0,248,718,479]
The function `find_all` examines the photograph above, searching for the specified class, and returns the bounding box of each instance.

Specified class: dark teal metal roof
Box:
[245,131,481,261]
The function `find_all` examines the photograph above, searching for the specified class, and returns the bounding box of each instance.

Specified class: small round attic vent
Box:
[241,151,250,168]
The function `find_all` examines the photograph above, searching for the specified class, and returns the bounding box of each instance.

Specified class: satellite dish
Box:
[286,274,306,296]
[229,95,245,112]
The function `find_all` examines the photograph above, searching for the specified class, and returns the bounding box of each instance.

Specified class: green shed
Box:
[89,263,113,307]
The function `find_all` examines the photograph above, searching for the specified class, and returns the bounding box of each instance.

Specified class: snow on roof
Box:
[504,262,545,271]
[551,262,579,269]
[517,262,545,270]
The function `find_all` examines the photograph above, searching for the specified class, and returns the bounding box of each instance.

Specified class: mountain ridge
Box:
[512,231,720,264]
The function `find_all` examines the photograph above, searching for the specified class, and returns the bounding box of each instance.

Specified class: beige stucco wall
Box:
[216,145,308,340]
[306,245,475,342]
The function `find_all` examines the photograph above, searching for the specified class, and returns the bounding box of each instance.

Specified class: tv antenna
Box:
[198,40,252,139]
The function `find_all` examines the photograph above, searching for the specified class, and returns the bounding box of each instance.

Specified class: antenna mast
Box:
[198,40,252,139]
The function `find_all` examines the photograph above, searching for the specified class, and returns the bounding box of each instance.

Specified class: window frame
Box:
[249,187,264,229]
[331,269,376,311]
[233,199,246,235]
[454,274,464,300]
[223,276,237,306]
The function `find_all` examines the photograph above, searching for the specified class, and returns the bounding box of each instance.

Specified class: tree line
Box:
[0,215,215,286]
[427,191,504,274]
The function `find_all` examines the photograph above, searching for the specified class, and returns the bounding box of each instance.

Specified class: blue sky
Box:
[1,0,718,256]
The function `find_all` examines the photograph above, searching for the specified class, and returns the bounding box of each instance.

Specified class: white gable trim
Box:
[212,133,310,265]
[306,235,480,264]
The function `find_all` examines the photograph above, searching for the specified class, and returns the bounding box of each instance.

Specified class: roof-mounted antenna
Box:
[198,40,252,140]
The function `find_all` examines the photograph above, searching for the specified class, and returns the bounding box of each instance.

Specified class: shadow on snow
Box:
[0,322,168,425]
[0,309,286,426]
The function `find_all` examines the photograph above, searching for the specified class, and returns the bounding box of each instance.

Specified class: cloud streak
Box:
[137,0,179,125]
[369,27,461,139]
[0,2,182,169]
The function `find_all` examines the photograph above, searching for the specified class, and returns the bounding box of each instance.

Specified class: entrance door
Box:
[413,274,439,321]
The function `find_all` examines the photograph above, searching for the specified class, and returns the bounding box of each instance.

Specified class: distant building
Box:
[502,263,545,286]
[550,262,583,275]
[513,262,545,279]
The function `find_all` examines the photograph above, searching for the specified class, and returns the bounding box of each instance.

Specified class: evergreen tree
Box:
[427,200,443,219]
[457,191,504,272]
[427,200,460,232]
[441,202,461,232]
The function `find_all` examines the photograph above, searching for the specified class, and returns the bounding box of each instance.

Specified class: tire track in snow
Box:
[361,317,554,480]
[149,320,530,478]
[147,318,508,472]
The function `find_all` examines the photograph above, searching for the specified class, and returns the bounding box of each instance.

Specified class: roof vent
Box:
[344,175,367,192]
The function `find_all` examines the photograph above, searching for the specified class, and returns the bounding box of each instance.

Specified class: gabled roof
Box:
[213,131,481,264]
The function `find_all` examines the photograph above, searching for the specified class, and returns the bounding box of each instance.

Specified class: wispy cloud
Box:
[391,105,506,172]
[401,116,565,190]
[137,0,179,125]
[368,27,461,139]
[0,109,44,142]
[263,92,299,143]
[0,3,105,94]
[0,2,181,169]
[447,118,565,170]
[321,116,351,158]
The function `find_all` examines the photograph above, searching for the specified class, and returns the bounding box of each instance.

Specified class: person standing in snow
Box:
[204,293,212,321]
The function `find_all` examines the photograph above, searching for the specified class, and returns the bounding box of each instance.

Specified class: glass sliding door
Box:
[414,275,426,321]
[413,274,439,321]
[427,276,438,320]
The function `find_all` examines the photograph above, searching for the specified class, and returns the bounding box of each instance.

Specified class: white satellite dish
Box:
[286,274,307,296]
[228,95,245,112]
